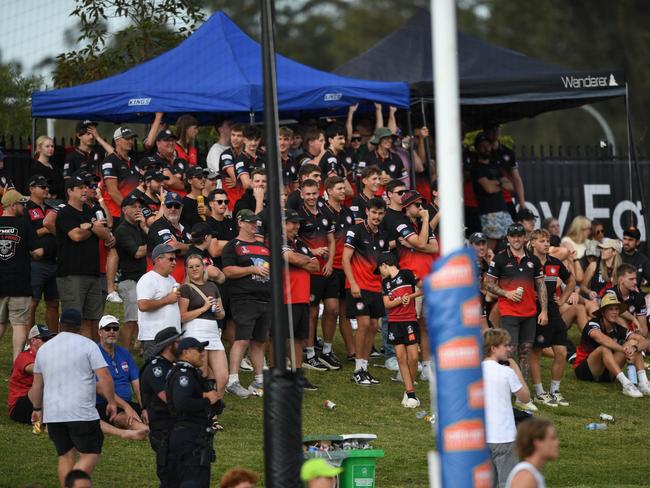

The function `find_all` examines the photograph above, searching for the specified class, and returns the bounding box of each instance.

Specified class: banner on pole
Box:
[424,248,491,488]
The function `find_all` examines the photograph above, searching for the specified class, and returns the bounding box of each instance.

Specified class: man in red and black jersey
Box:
[131,169,168,226]
[485,223,548,380]
[281,209,320,390]
[296,179,337,371]
[366,127,408,192]
[286,164,321,211]
[343,197,389,386]
[233,168,267,216]
[350,165,382,224]
[101,127,140,222]
[64,121,112,180]
[320,125,354,197]
[218,124,245,211]
[148,129,185,193]
[378,253,423,406]
[222,209,271,399]
[279,127,300,191]
[229,125,265,208]
[25,176,59,330]
[529,229,576,408]
[606,263,648,336]
[295,127,326,169]
[321,176,356,362]
[573,294,649,398]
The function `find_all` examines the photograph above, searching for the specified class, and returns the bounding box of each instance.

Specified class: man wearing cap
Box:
[0,189,44,359]
[147,192,190,283]
[366,127,408,190]
[24,175,60,330]
[140,327,183,487]
[485,223,548,380]
[472,132,513,249]
[180,166,209,231]
[8,324,54,424]
[31,309,118,487]
[573,294,650,398]
[300,458,342,488]
[64,121,113,180]
[101,127,140,221]
[56,175,112,339]
[148,129,185,193]
[621,226,650,287]
[95,315,148,440]
[222,209,271,398]
[166,337,220,487]
[495,208,537,254]
[134,168,169,225]
[137,243,182,360]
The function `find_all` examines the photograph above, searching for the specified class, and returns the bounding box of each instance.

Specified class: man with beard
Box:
[620,226,650,287]
[606,263,647,336]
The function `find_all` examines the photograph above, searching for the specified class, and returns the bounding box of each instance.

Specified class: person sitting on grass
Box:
[377,253,423,408]
[505,418,559,488]
[572,293,650,398]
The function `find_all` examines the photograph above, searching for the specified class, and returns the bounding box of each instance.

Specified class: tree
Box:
[53,0,205,87]
[0,56,42,139]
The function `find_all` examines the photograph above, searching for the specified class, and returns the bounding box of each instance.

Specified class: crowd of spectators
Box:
[2,103,649,487]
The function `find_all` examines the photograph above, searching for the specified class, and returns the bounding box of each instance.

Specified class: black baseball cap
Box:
[186,166,208,179]
[507,223,525,236]
[156,129,177,142]
[374,252,397,274]
[469,232,487,244]
[28,175,49,187]
[284,208,303,222]
[75,120,98,134]
[177,337,208,354]
[121,193,145,208]
[515,208,536,222]
[65,175,89,190]
[60,308,82,328]
[624,226,641,240]
[144,169,169,182]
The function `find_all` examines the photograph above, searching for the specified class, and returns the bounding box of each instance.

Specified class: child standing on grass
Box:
[377,253,423,408]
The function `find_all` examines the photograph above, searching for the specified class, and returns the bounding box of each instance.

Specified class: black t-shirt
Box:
[472,159,507,214]
[24,200,56,262]
[0,216,40,296]
[538,255,571,317]
[114,219,147,282]
[606,285,647,317]
[381,207,409,249]
[180,281,221,321]
[146,217,188,254]
[286,190,303,210]
[319,149,347,179]
[350,192,371,223]
[206,216,238,269]
[55,204,99,277]
[221,238,270,300]
[30,161,64,200]
[366,150,407,181]
[180,196,202,232]
[186,245,216,268]
[140,356,174,429]
[621,250,650,286]
[232,190,265,216]
[64,148,102,179]
[281,154,300,187]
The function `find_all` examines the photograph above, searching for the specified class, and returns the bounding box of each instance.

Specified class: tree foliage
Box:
[0,58,42,138]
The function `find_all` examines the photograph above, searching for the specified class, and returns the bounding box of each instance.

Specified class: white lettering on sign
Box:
[128,98,151,106]
[584,184,611,221]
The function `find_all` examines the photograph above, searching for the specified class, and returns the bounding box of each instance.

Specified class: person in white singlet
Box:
[506,418,559,488]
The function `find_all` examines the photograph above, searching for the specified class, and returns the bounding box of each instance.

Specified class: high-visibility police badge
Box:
[153,367,163,378]
[179,376,189,387]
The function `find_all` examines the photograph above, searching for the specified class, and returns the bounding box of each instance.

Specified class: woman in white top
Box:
[506,418,559,488]
[560,215,592,259]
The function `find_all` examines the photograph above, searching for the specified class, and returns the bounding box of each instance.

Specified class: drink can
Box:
[32,421,41,435]
[516,286,524,296]
[323,400,336,410]
[172,284,180,293]
[95,209,105,221]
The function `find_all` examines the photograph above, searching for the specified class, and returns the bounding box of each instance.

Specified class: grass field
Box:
[0,303,649,487]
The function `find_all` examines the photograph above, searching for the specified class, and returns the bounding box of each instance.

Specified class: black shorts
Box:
[231,297,270,342]
[346,289,385,319]
[31,261,59,300]
[310,274,339,305]
[331,268,347,300]
[388,321,420,346]
[277,303,309,340]
[9,395,33,424]
[97,401,141,423]
[574,359,613,383]
[533,316,568,349]
[48,420,104,456]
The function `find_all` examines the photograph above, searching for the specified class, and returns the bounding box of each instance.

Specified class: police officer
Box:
[166,337,220,488]
[140,327,184,488]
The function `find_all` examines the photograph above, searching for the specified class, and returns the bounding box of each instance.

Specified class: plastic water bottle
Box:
[627,364,638,385]
[585,423,607,430]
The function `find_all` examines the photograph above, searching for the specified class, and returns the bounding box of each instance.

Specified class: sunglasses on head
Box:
[102,326,120,332]
[215,199,230,205]
[166,203,182,209]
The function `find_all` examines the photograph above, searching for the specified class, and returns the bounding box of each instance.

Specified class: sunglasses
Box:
[412,201,423,208]
[163,257,177,262]
[394,189,407,196]
[36,185,49,190]
[351,137,361,142]
[215,199,230,205]
[166,203,182,209]
[595,229,604,234]
[102,326,120,332]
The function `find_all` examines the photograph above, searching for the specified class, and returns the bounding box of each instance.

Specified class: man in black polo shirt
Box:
[295,127,326,168]
[350,166,382,224]
[485,223,548,381]
[56,175,112,339]
[234,125,265,196]
[343,197,389,386]
[64,121,113,180]
[180,166,208,231]
[621,226,650,287]
[485,123,525,219]
[279,127,300,191]
[233,168,267,216]
[133,169,168,226]
[148,129,185,193]
[222,210,271,399]
[114,193,149,349]
[320,125,353,196]
[607,263,647,336]
[25,176,59,331]
[286,164,321,211]
[219,123,245,210]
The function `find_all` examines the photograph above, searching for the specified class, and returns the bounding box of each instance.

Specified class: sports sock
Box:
[361,359,369,371]
[638,370,648,385]
[616,372,632,387]
[306,347,316,359]
[550,380,561,393]
[323,342,332,354]
[355,359,364,371]
[227,374,239,386]
[422,360,431,370]
[533,383,545,396]
[254,374,264,384]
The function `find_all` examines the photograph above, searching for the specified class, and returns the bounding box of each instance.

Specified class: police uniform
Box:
[166,360,216,488]
[140,355,175,487]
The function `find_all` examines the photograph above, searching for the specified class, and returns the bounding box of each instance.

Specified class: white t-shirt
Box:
[482,359,522,444]
[505,461,545,488]
[136,270,181,340]
[34,332,108,423]
[206,142,229,174]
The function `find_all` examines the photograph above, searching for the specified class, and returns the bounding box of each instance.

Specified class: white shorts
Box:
[183,318,224,351]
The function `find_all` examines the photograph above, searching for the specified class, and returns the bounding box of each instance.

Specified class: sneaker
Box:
[370,346,382,358]
[365,370,380,385]
[391,371,403,383]
[299,376,319,391]
[622,383,643,398]
[420,365,432,382]
[568,353,576,365]
[302,356,328,371]
[384,356,399,372]
[319,352,342,370]
[514,400,538,412]
[401,393,421,409]
[226,381,251,399]
[240,357,253,372]
[106,291,123,303]
[636,382,650,396]
[353,369,372,386]
[346,353,356,363]
[534,392,558,408]
[551,391,570,406]
[248,380,264,397]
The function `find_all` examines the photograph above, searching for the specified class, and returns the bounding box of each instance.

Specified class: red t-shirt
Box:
[283,238,315,304]
[8,348,36,414]
[175,143,198,167]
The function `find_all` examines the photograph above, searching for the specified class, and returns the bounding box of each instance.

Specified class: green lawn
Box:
[0,304,648,487]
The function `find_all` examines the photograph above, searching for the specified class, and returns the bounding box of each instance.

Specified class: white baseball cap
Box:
[98,315,120,330]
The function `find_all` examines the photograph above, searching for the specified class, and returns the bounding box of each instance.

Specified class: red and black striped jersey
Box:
[319,201,355,270]
[345,222,390,292]
[382,269,419,322]
[297,205,334,275]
